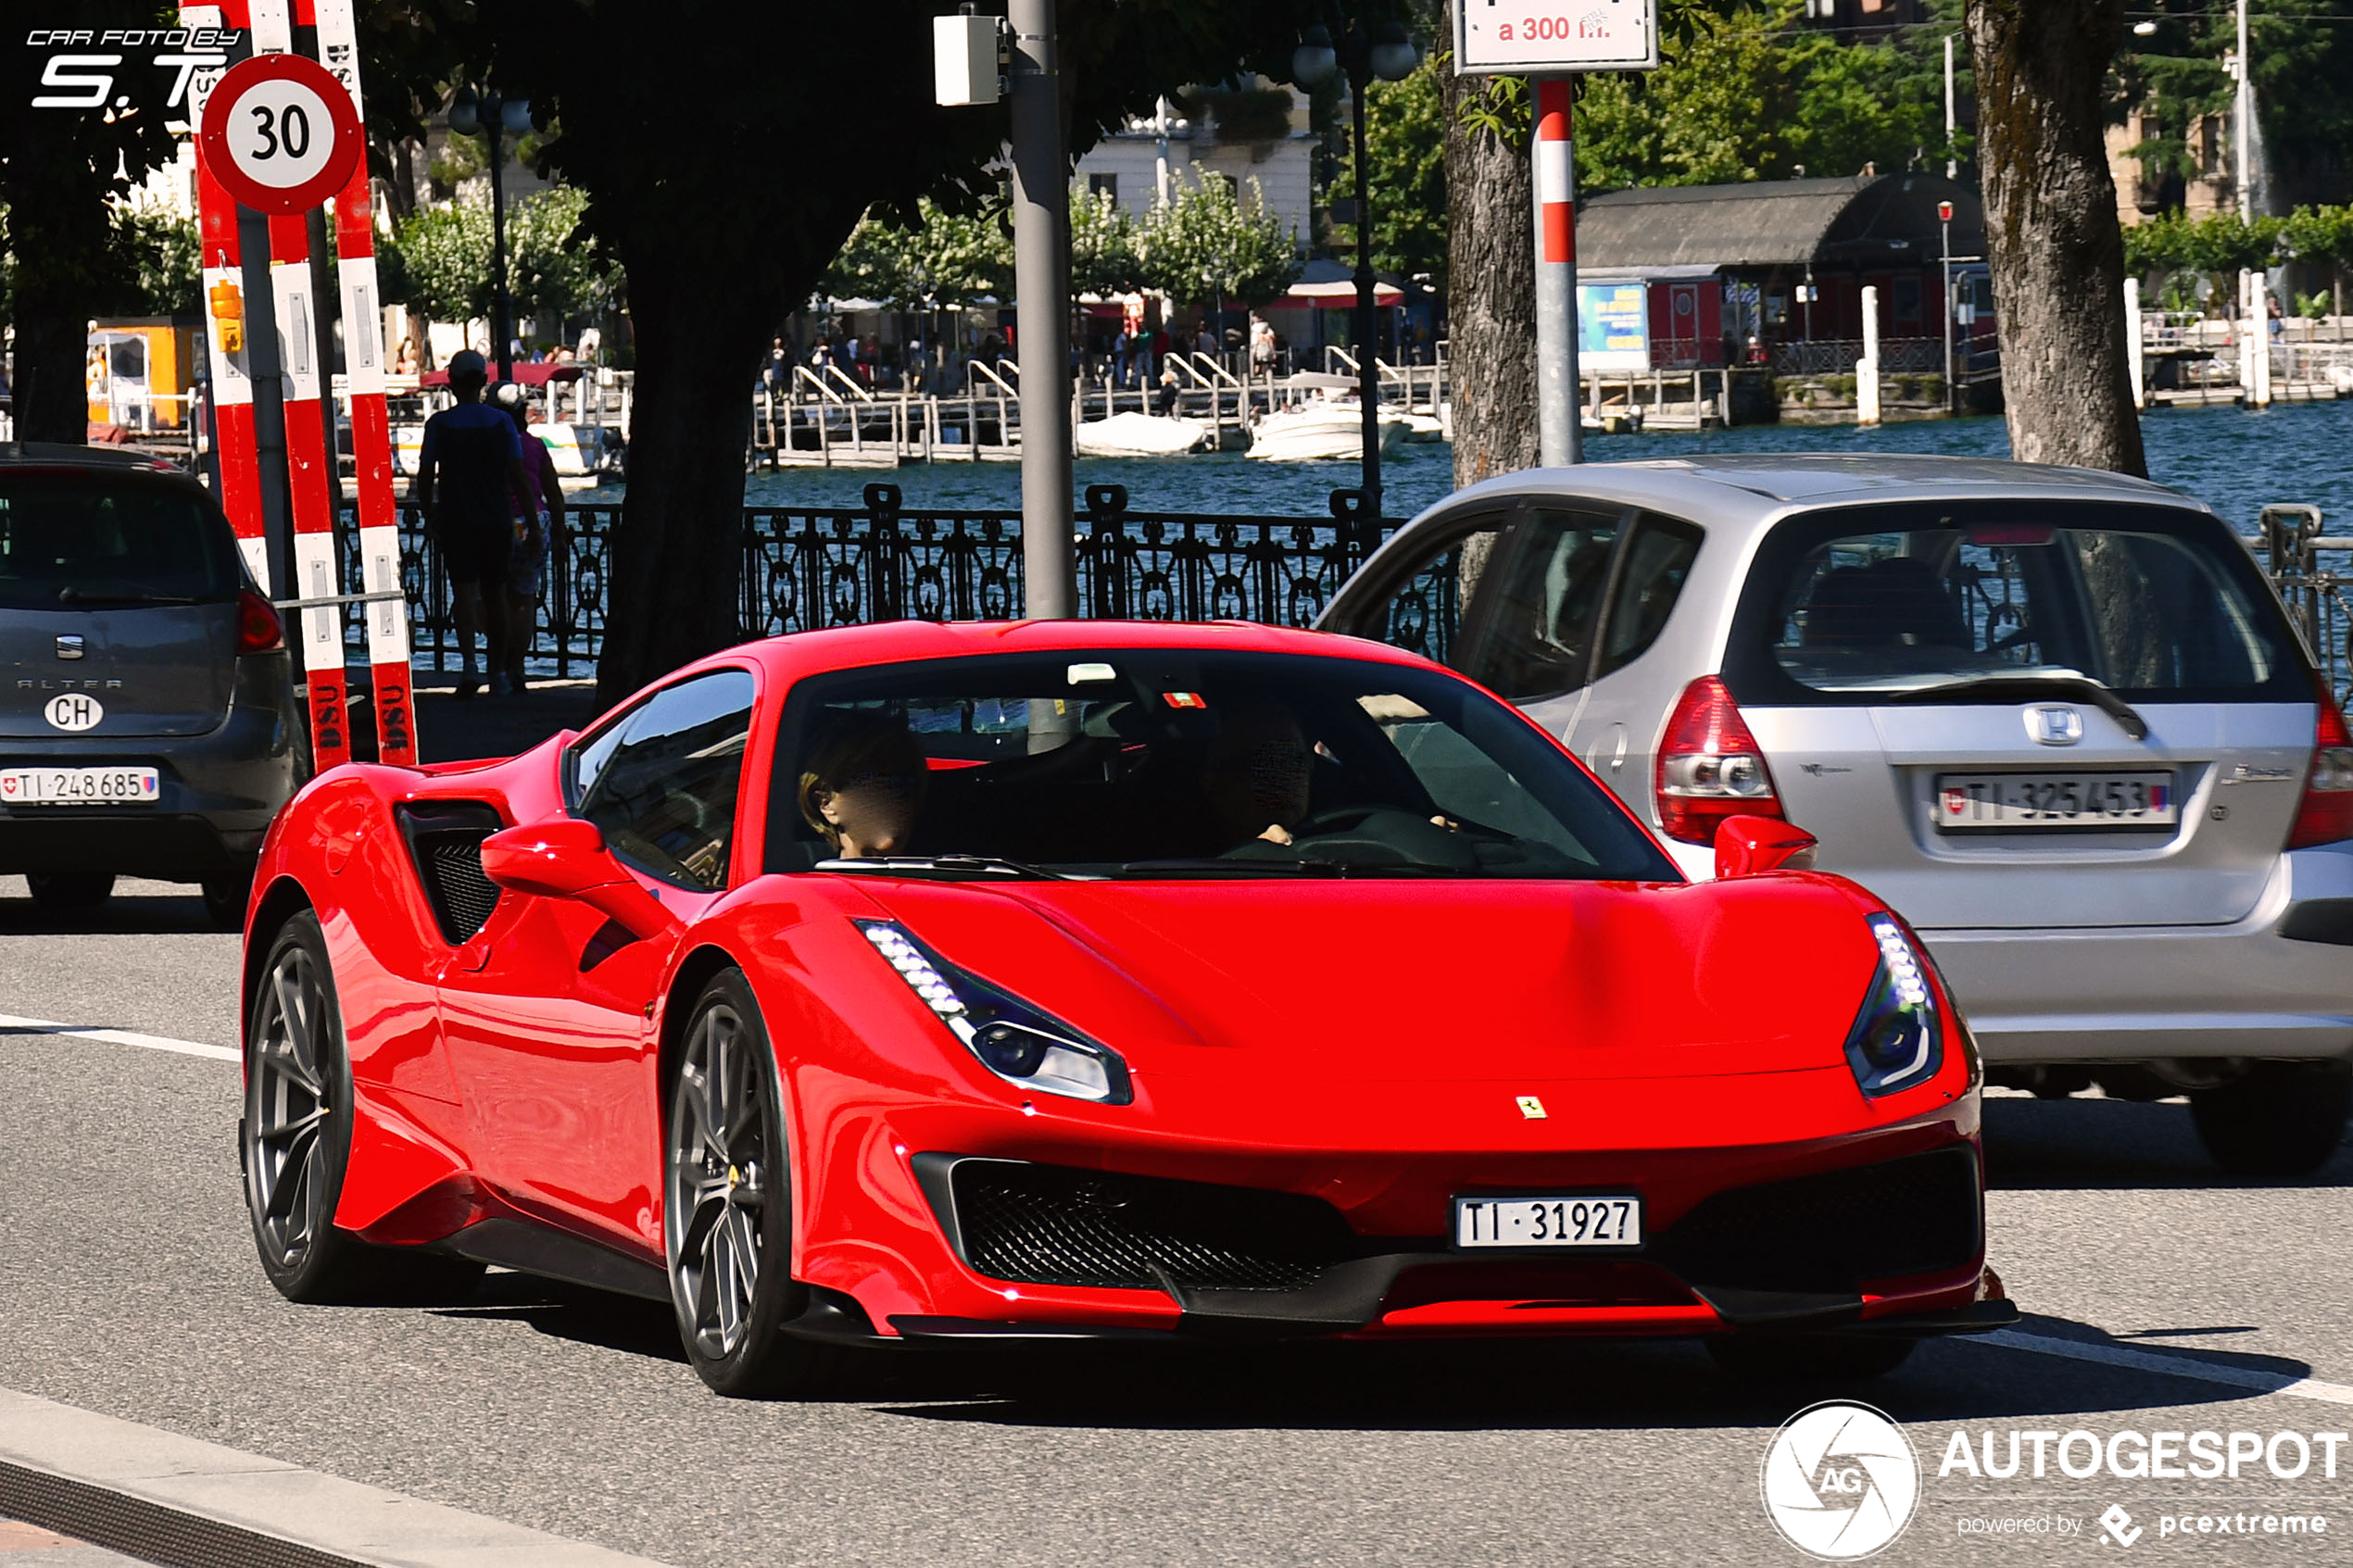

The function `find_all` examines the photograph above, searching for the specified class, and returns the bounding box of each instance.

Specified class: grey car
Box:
[1321,454,2353,1175]
[0,444,303,927]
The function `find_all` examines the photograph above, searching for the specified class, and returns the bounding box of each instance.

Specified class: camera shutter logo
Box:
[1759,1399,1919,1561]
[44,694,103,733]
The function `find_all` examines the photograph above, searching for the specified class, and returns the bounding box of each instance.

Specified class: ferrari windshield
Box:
[768,649,1678,881]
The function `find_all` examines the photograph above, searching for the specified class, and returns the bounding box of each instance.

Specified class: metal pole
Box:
[1154,95,1172,208]
[490,116,513,382]
[2235,0,2252,221]
[1943,34,1957,181]
[1351,70,1382,515]
[236,206,296,616]
[1533,77,1579,466]
[1941,217,1954,416]
[1009,0,1075,618]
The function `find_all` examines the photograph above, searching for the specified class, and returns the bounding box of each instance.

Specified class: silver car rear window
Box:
[1727,502,2306,706]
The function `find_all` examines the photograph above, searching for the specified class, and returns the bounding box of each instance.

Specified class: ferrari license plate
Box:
[1934,771,2177,831]
[1453,1195,1642,1249]
[0,767,159,807]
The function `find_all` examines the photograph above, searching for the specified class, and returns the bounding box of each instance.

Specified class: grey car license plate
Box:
[1934,771,2178,831]
[1454,1195,1642,1249]
[0,767,160,806]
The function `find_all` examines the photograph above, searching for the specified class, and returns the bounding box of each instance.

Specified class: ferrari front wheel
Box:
[243,910,482,1304]
[665,968,825,1398]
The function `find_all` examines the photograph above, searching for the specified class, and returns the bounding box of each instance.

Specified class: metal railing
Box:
[2260,506,2353,706]
[1771,338,1950,376]
[347,484,1395,678]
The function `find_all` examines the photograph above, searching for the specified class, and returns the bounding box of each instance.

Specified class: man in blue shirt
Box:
[412,350,533,697]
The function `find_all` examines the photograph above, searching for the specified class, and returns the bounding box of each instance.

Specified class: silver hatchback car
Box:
[1321,455,2353,1174]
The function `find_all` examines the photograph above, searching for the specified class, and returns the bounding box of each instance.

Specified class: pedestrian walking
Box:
[495,381,565,696]
[409,349,533,700]
[764,335,791,395]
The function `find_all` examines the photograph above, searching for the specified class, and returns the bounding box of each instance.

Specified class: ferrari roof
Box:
[730,615,1427,680]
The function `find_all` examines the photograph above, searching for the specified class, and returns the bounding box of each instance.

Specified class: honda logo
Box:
[2026,706,2083,746]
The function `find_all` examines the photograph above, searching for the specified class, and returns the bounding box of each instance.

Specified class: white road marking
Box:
[0,1013,236,1063]
[1985,1329,2353,1408]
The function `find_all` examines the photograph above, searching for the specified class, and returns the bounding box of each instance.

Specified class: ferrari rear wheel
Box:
[1706,1333,1917,1383]
[242,910,482,1303]
[666,968,826,1398]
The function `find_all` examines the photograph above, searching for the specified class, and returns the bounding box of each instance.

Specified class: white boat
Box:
[1402,410,1445,442]
[1245,401,1411,462]
[394,420,623,483]
[1074,411,1211,458]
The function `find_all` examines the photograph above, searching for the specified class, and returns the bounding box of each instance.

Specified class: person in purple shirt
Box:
[411,349,533,698]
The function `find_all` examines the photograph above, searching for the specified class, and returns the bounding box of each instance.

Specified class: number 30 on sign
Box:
[197,53,362,216]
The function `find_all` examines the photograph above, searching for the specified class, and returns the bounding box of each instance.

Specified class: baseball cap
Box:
[447,348,487,383]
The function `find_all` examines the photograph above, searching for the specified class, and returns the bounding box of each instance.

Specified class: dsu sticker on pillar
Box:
[1761,1401,1921,1561]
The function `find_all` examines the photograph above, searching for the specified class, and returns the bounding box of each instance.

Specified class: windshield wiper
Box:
[815,854,1072,881]
[1879,675,2149,741]
[57,587,199,606]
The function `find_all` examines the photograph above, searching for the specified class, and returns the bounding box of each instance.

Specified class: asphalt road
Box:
[4,876,2352,1567]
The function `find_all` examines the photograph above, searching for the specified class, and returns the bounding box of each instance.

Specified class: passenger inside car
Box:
[798,717,930,859]
[1199,699,1316,848]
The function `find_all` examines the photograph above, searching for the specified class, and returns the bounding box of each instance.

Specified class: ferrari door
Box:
[435,669,757,1251]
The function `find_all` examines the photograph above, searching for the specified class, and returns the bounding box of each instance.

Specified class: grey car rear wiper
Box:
[57,587,200,606]
[815,854,1072,881]
[1880,675,2149,741]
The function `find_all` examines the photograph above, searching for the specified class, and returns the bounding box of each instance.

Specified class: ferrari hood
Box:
[855,877,1884,1084]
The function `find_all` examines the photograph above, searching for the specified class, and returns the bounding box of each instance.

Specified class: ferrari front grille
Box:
[1657,1145,1982,1294]
[947,1160,1357,1293]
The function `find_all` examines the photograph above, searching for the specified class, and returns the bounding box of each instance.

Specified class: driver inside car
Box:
[1202,701,1316,849]
[798,717,929,859]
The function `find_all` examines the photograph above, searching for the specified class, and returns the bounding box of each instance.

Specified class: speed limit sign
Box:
[198,54,363,216]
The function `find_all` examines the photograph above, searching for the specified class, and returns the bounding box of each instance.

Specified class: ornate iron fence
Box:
[344,483,1394,677]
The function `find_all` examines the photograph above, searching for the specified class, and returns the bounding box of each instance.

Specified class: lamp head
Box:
[447,85,479,135]
[1292,24,1338,87]
[1369,19,1418,82]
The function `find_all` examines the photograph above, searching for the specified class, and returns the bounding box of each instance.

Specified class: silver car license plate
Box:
[1934,771,2178,831]
[1454,1195,1642,1249]
[0,767,160,807]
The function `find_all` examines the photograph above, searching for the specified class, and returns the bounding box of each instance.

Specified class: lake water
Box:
[695,398,2353,535]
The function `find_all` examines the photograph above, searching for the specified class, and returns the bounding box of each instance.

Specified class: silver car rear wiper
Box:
[815,854,1072,881]
[1880,675,2149,741]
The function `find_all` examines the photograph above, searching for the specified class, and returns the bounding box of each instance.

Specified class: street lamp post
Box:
[1294,9,1418,522]
[1939,198,1954,416]
[447,85,534,383]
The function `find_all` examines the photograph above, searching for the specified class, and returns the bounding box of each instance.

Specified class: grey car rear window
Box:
[1726,502,2306,706]
[0,474,240,608]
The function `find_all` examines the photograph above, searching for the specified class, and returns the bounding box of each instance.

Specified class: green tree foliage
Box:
[103,206,201,317]
[1137,172,1302,306]
[1576,0,1969,190]
[1329,54,1449,287]
[1069,185,1144,299]
[2124,203,2353,301]
[389,187,621,325]
[819,199,1014,307]
[2115,0,2353,208]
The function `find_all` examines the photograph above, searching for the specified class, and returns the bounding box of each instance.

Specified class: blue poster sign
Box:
[1579,282,1648,370]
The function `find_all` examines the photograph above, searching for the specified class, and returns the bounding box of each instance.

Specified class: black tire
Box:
[26,872,115,914]
[242,909,483,1303]
[1706,1334,1917,1383]
[201,860,256,933]
[665,968,832,1398]
[2191,1061,2353,1178]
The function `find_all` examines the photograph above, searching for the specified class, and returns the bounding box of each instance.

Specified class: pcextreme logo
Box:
[1762,1400,1922,1561]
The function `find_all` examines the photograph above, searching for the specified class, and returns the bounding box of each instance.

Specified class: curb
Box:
[0,1387,675,1568]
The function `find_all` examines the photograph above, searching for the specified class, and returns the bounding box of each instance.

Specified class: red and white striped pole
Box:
[1533,76,1581,466]
[182,6,265,583]
[245,0,349,771]
[312,0,413,764]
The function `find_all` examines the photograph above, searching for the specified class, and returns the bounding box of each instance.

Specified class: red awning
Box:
[419,362,586,387]
[1270,279,1404,307]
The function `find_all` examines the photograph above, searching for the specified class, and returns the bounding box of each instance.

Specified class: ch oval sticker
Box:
[44,694,103,733]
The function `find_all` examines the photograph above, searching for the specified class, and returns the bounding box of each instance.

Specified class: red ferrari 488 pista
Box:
[239,620,2013,1395]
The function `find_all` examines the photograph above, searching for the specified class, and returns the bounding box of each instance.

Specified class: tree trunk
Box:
[6,164,114,444]
[595,256,774,702]
[1968,0,2146,476]
[1441,50,1539,489]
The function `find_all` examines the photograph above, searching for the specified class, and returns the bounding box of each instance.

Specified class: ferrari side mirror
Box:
[1713,814,1818,879]
[479,818,678,940]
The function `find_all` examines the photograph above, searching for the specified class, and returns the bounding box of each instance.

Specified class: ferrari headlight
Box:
[858,921,1132,1105]
[1843,913,1944,1097]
